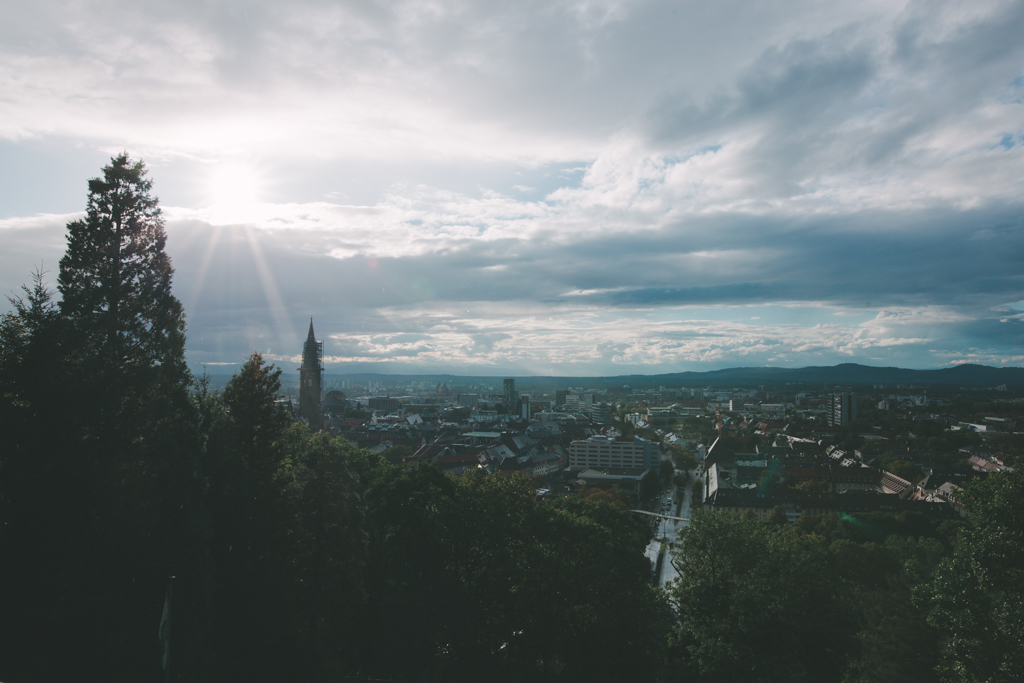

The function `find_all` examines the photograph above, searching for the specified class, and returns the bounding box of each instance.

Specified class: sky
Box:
[2,0,1023,376]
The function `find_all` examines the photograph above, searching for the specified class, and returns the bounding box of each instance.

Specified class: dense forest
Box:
[1,156,1021,683]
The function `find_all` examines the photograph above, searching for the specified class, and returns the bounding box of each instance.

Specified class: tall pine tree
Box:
[58,152,186,384]
[0,155,214,683]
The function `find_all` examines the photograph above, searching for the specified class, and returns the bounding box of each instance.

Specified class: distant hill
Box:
[635,363,1024,388]
[260,362,1024,389]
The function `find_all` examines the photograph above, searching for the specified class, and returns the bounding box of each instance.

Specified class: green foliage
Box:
[660,457,675,485]
[766,506,788,525]
[984,433,1024,461]
[877,455,923,483]
[204,355,299,681]
[579,486,631,508]
[672,447,697,471]
[0,157,209,683]
[669,509,953,683]
[58,153,186,382]
[279,426,368,678]
[668,511,858,683]
[691,478,704,504]
[220,352,290,487]
[917,469,1024,683]
[794,510,942,547]
[378,443,414,464]
[352,466,667,682]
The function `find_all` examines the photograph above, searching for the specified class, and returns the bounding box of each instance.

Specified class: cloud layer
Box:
[2,0,1023,374]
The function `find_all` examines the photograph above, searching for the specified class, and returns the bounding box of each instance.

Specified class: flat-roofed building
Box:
[760,403,787,418]
[576,467,654,504]
[368,396,401,413]
[568,435,659,472]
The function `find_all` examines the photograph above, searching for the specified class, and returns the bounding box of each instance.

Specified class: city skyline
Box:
[2,1,1023,376]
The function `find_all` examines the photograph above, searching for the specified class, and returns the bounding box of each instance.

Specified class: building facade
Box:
[703,488,959,523]
[367,397,401,413]
[827,392,857,426]
[520,395,532,420]
[568,435,660,471]
[503,378,518,414]
[576,468,653,504]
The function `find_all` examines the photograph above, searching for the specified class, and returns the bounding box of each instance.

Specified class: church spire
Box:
[299,318,324,431]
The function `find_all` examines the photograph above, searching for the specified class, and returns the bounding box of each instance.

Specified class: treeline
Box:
[0,349,664,682]
[1,156,1022,682]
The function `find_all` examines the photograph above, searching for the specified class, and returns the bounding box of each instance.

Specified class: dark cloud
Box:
[2,0,1023,373]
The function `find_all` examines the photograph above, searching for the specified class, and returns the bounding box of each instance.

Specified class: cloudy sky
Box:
[2,0,1023,376]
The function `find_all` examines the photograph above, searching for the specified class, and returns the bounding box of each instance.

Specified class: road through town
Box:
[645,468,699,587]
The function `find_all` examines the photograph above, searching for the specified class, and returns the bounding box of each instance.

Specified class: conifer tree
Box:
[58,152,187,386]
[16,154,211,681]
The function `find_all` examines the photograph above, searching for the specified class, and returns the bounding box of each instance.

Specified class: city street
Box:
[645,468,699,587]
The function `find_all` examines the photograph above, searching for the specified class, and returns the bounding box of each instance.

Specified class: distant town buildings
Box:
[277,341,1011,521]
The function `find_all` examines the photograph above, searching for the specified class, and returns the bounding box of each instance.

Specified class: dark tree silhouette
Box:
[58,153,185,375]
[0,156,211,683]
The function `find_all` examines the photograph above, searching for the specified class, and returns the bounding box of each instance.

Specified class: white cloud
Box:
[3,0,1024,372]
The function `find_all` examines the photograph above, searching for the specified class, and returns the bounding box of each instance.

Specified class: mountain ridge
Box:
[242,362,1024,389]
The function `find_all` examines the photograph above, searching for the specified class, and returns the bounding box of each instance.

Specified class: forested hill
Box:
[641,362,1024,387]
[262,362,1024,390]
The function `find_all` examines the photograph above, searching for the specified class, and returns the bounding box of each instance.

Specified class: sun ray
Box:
[243,226,295,358]
[184,224,224,317]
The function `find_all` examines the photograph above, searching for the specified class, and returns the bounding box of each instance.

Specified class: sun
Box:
[204,162,265,225]
[207,162,262,207]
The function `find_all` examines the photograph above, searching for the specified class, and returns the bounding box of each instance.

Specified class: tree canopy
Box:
[59,153,185,377]
[918,469,1024,683]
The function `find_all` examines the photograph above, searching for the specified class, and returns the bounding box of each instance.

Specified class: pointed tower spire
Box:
[299,317,324,431]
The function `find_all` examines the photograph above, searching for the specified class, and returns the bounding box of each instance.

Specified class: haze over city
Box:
[2,0,1023,375]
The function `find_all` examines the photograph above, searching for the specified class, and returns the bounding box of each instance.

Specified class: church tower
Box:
[299,318,324,431]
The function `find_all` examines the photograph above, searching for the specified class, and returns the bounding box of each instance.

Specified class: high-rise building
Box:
[591,402,615,424]
[299,319,324,431]
[503,378,517,414]
[827,392,857,426]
